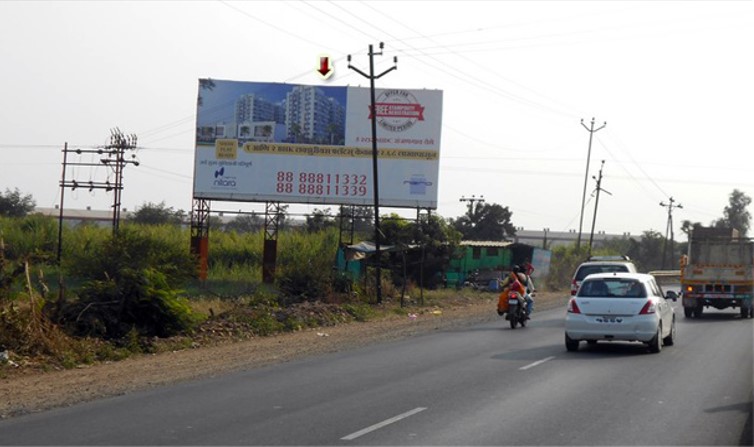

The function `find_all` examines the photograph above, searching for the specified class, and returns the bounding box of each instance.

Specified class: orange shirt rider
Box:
[497,269,528,314]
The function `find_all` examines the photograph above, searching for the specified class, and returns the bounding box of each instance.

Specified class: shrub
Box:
[61,228,200,339]
[276,229,339,304]
[64,267,200,339]
[544,244,589,291]
[0,214,57,262]
[66,226,195,287]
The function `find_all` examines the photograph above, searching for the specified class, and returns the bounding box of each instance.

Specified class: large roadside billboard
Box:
[193,79,443,208]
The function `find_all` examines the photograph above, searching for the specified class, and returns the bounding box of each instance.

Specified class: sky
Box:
[1,0,753,241]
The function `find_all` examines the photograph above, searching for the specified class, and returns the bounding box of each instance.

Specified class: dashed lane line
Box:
[519,356,556,370]
[341,407,427,441]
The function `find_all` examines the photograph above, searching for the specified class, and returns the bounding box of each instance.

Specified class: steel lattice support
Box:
[190,199,211,280]
[262,201,282,284]
[339,205,355,247]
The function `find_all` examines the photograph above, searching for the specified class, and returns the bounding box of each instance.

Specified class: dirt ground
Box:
[0,292,566,419]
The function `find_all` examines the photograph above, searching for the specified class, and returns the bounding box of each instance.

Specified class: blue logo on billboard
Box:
[212,166,237,189]
[403,175,432,195]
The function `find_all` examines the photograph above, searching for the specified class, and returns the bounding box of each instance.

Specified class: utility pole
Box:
[101,129,139,234]
[59,128,139,237]
[660,197,683,269]
[577,117,606,249]
[459,195,485,213]
[588,160,611,255]
[348,42,397,304]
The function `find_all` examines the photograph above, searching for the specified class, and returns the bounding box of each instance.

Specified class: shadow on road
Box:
[704,401,754,446]
[682,312,752,323]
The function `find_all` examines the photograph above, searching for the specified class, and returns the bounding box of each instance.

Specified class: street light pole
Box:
[348,43,397,304]
[577,117,606,249]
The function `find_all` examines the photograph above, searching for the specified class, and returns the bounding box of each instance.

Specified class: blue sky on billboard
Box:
[197,80,348,127]
[1,1,753,240]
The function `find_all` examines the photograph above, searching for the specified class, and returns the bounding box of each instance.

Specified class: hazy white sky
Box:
[1,1,752,239]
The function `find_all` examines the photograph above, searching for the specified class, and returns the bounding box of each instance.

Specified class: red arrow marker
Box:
[317,55,334,79]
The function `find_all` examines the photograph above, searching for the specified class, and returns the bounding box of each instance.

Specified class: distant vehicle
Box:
[681,226,754,319]
[565,272,677,353]
[570,255,638,296]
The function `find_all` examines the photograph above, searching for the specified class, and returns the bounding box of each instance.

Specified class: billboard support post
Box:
[348,43,397,304]
[190,199,211,281]
[262,201,282,283]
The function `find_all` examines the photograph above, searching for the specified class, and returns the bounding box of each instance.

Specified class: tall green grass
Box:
[1,216,358,303]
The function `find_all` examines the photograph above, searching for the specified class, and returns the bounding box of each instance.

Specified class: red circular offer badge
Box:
[369,90,425,133]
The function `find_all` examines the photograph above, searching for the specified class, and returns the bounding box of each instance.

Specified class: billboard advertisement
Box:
[193,79,443,208]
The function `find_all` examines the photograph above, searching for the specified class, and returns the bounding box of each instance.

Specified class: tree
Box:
[305,208,336,233]
[713,189,752,236]
[129,202,185,226]
[197,78,215,107]
[450,202,516,241]
[0,188,36,218]
[380,213,462,289]
[624,230,666,272]
[289,122,303,143]
[326,122,340,145]
[224,213,263,233]
[680,219,703,237]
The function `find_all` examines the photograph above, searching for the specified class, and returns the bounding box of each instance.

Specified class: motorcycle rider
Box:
[497,265,535,317]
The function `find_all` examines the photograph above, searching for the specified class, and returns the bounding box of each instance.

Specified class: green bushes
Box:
[60,228,200,338]
[0,214,58,261]
[543,245,589,291]
[64,267,200,338]
[275,228,340,304]
[66,225,195,287]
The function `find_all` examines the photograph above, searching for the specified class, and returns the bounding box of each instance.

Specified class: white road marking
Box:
[519,356,556,370]
[341,407,427,441]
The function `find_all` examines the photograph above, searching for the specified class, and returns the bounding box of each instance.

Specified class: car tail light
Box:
[638,301,656,314]
[567,298,581,314]
[571,280,578,296]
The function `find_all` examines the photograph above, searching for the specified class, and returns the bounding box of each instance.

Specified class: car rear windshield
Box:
[575,264,629,281]
[578,278,646,298]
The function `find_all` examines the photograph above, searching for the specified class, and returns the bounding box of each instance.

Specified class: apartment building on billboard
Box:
[235,94,287,143]
[285,86,345,145]
[197,85,345,145]
[196,123,235,141]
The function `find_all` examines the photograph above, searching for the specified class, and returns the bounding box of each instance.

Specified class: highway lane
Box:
[1,300,751,445]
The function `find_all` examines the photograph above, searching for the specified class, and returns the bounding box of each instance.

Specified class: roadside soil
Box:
[0,291,566,419]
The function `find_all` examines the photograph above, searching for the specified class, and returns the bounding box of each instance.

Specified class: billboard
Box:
[193,79,443,208]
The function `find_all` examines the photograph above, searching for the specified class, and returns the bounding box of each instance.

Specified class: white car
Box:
[570,255,637,296]
[565,272,677,353]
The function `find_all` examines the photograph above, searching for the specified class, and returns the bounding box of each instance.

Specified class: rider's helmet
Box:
[512,265,521,273]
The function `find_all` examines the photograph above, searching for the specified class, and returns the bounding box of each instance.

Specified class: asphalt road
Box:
[1,300,752,445]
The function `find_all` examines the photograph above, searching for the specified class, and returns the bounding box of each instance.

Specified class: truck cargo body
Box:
[681,228,754,319]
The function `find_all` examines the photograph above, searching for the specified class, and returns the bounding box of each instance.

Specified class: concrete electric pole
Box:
[660,197,683,269]
[347,42,397,304]
[588,160,611,255]
[577,117,606,249]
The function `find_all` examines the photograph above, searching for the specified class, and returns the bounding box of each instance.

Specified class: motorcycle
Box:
[506,290,529,329]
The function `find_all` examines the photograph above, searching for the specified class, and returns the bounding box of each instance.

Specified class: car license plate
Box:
[596,316,623,323]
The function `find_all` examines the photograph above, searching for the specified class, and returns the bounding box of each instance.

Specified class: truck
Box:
[680,226,754,319]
